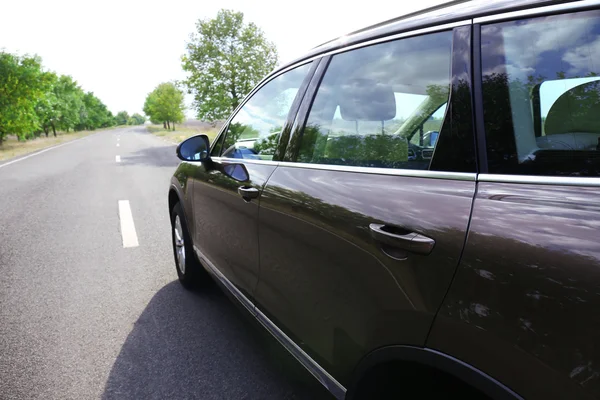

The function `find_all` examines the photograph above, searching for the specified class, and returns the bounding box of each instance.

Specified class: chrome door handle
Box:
[369,223,435,255]
[237,186,260,200]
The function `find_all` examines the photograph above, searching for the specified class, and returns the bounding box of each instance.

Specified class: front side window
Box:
[219,63,311,160]
[482,10,600,177]
[296,31,452,170]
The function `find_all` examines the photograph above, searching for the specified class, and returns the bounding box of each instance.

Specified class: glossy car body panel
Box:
[254,165,476,384]
[194,240,348,399]
[190,158,277,301]
[428,181,600,400]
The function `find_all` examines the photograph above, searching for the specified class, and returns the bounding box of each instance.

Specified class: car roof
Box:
[276,0,579,73]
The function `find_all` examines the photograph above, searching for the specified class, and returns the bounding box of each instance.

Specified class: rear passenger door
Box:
[428,9,600,400]
[255,25,477,385]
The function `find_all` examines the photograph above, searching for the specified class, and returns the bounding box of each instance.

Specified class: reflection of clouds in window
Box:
[563,36,600,76]
[481,11,600,175]
[483,14,600,81]
[329,31,451,91]
[313,31,451,137]
[228,64,309,140]
[234,106,282,138]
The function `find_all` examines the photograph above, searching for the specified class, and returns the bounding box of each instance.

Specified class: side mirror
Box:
[176,134,211,162]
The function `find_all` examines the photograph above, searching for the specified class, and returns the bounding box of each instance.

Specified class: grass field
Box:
[146,120,222,145]
[0,129,114,162]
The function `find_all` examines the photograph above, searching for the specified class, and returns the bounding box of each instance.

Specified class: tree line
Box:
[0,51,143,146]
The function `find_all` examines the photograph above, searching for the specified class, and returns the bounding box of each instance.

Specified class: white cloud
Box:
[563,36,600,76]
[1,0,450,118]
[483,15,597,81]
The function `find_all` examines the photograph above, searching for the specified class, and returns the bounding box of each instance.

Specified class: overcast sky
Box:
[1,0,449,117]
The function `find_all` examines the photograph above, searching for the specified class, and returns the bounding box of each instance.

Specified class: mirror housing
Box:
[176,134,211,162]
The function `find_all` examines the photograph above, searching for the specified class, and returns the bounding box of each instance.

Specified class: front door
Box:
[191,62,313,302]
[254,26,477,384]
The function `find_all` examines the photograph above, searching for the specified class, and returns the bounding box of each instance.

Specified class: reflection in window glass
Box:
[481,10,600,176]
[297,31,452,170]
[220,63,311,160]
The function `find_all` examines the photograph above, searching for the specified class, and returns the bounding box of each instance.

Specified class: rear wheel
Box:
[170,202,204,289]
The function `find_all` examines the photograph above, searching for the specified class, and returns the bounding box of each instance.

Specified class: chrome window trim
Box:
[478,174,600,187]
[193,245,347,400]
[214,157,476,180]
[473,0,600,24]
[277,161,476,181]
[213,157,280,166]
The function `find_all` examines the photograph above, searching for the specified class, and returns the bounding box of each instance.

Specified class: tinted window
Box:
[482,10,600,177]
[219,63,311,160]
[296,31,452,170]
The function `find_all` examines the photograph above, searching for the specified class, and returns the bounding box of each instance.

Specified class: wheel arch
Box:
[345,345,522,400]
[168,186,181,213]
[168,184,194,239]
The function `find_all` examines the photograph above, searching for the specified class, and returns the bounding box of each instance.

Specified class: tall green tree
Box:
[35,71,60,137]
[181,9,278,121]
[115,111,130,125]
[0,52,52,143]
[54,75,84,133]
[143,82,185,130]
[143,91,162,125]
[127,113,146,125]
[77,92,112,130]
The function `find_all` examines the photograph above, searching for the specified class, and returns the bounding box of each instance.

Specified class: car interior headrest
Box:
[338,78,396,121]
[545,80,600,135]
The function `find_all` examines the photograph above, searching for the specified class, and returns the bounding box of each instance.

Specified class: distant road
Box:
[0,127,331,400]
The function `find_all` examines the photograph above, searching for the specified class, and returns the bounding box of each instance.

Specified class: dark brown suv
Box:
[168,1,600,398]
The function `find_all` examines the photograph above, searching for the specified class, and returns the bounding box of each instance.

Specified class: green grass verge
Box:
[146,125,219,144]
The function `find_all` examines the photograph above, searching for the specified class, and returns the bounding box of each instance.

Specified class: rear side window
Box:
[296,31,453,170]
[481,10,600,177]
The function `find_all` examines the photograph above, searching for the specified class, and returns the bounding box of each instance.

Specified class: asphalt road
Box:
[0,127,332,400]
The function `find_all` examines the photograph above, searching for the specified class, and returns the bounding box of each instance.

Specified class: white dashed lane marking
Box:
[118,200,139,248]
[116,155,121,163]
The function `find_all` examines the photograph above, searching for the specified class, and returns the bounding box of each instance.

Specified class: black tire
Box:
[170,202,204,289]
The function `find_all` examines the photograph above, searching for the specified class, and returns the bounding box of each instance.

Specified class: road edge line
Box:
[0,133,96,170]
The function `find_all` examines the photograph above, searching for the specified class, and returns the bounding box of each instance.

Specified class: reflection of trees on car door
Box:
[190,62,315,303]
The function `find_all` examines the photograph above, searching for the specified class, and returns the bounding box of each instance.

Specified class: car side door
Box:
[428,9,600,400]
[254,25,477,387]
[190,62,314,303]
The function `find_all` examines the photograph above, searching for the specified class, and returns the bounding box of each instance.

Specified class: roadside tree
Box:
[181,9,278,122]
[115,111,130,126]
[143,82,185,130]
[0,52,51,143]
